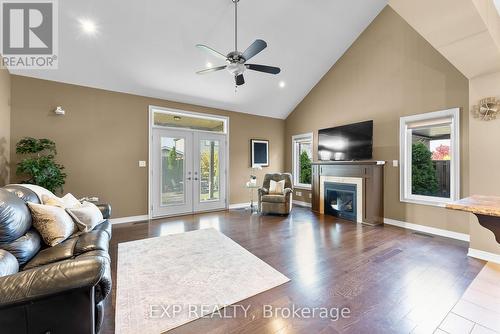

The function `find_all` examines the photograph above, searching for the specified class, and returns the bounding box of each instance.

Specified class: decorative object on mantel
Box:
[472,97,499,121]
[250,139,269,167]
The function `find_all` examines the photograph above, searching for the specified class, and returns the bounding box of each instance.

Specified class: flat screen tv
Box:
[318,120,373,161]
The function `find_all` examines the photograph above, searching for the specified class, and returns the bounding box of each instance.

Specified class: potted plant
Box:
[16,137,67,193]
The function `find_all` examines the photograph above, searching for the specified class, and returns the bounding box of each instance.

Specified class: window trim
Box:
[292,132,313,190]
[399,108,460,207]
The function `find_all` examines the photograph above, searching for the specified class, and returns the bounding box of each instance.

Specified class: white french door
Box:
[152,128,227,218]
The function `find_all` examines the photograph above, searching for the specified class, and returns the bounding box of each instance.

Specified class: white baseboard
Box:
[110,215,149,225]
[384,218,470,242]
[228,202,251,210]
[293,200,312,208]
[468,248,500,264]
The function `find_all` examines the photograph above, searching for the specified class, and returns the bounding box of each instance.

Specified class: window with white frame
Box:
[292,133,313,189]
[399,108,460,206]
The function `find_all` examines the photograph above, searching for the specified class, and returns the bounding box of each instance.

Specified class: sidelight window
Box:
[292,133,313,189]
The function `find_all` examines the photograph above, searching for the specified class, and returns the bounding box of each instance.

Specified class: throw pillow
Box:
[42,193,82,209]
[27,203,77,246]
[66,201,104,233]
[269,179,286,194]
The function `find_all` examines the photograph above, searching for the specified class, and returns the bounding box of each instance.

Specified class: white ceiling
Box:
[12,0,387,119]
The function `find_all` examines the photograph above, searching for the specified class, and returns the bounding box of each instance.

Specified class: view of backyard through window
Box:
[295,139,312,186]
[199,140,220,202]
[161,137,185,205]
[411,125,451,198]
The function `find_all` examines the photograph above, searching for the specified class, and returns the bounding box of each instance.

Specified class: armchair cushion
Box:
[261,194,287,203]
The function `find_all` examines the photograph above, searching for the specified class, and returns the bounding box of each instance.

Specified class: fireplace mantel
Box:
[311,161,385,225]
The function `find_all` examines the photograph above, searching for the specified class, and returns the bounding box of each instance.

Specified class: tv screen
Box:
[318,120,373,161]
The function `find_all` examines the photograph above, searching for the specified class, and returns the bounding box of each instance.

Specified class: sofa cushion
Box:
[9,184,55,203]
[261,194,287,203]
[0,229,41,265]
[0,249,18,277]
[0,189,32,243]
[93,220,111,239]
[2,185,41,204]
[74,230,109,255]
[23,237,78,270]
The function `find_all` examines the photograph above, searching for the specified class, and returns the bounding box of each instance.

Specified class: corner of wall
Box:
[0,65,11,187]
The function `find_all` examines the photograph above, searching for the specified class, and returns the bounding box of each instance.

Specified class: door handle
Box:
[187,177,192,181]
[194,177,199,181]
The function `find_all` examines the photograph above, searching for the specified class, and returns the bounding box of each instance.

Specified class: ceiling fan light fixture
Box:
[195,0,281,87]
[227,62,246,76]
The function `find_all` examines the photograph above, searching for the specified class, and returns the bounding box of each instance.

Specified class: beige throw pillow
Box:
[27,203,77,246]
[269,179,286,194]
[66,201,104,232]
[42,193,82,209]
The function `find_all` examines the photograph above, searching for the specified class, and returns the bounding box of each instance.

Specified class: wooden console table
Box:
[311,160,385,225]
[447,195,500,244]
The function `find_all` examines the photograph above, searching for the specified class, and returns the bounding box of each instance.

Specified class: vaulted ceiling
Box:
[10,0,387,119]
[389,0,500,79]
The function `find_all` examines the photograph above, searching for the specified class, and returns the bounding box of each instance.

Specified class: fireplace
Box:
[324,182,358,222]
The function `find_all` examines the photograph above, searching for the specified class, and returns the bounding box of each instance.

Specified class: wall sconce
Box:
[54,106,65,115]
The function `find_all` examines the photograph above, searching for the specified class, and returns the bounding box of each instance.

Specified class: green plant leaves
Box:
[15,137,66,193]
[16,137,57,155]
[412,142,438,196]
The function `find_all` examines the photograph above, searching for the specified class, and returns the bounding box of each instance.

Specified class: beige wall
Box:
[285,6,471,234]
[10,75,285,218]
[469,71,500,254]
[0,66,10,186]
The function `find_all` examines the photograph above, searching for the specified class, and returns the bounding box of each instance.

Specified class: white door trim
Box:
[148,106,230,219]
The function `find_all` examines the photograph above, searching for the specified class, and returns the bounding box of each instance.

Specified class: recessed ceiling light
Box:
[206,62,213,68]
[279,81,286,88]
[79,18,97,35]
[495,0,500,16]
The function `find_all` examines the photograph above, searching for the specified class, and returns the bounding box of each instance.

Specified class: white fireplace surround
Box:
[320,176,363,223]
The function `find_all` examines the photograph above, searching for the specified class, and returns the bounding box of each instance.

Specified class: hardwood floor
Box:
[102,207,485,334]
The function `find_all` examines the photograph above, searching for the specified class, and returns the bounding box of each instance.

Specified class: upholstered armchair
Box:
[258,173,293,215]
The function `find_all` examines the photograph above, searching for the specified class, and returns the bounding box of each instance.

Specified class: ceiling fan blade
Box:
[195,44,227,60]
[235,74,245,86]
[242,39,267,61]
[196,65,227,75]
[246,64,281,75]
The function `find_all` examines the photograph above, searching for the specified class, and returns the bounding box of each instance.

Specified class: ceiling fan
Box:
[195,0,281,87]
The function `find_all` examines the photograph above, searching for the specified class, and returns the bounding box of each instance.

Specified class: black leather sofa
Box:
[0,185,112,334]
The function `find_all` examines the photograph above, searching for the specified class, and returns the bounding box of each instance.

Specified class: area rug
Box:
[115,228,290,334]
